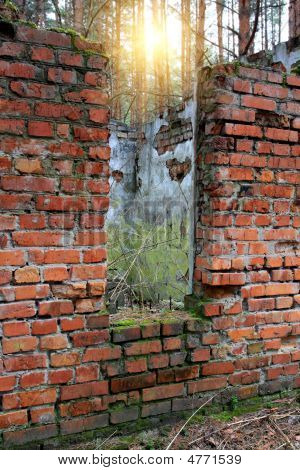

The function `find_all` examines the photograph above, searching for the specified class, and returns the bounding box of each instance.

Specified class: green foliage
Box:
[111,319,137,328]
[4,0,18,13]
[229,395,239,411]
[48,26,80,37]
[107,218,190,302]
[17,19,37,28]
[291,61,300,75]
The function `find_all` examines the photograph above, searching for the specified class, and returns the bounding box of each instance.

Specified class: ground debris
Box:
[70,398,300,450]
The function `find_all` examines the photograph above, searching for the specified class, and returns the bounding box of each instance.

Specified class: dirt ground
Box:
[71,396,300,451]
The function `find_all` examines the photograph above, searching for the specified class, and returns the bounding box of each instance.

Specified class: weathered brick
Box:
[143,383,184,402]
[3,388,56,410]
[111,372,156,393]
[60,381,108,401]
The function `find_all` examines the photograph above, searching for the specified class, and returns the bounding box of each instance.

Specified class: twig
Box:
[97,430,117,449]
[268,417,296,450]
[189,412,271,446]
[166,390,224,450]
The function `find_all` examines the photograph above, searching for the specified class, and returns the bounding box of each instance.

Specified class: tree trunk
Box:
[196,0,206,67]
[73,0,84,35]
[114,0,121,120]
[185,0,191,93]
[264,0,268,50]
[239,0,250,56]
[216,0,224,62]
[289,0,300,39]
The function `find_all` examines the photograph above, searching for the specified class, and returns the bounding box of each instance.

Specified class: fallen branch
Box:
[166,390,225,450]
[269,417,296,450]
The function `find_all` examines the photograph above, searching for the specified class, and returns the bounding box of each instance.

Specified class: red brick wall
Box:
[0,22,300,448]
[194,64,300,398]
[0,23,110,445]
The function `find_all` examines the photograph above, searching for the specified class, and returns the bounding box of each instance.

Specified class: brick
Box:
[124,340,162,356]
[74,231,107,245]
[31,46,55,62]
[0,42,25,57]
[3,388,56,410]
[19,214,46,229]
[148,354,169,369]
[10,81,55,99]
[76,364,99,383]
[86,314,109,329]
[65,89,108,105]
[15,158,43,174]
[61,414,108,435]
[20,371,46,388]
[0,118,24,134]
[28,120,53,137]
[0,60,37,79]
[32,319,57,335]
[0,375,17,392]
[0,215,16,230]
[58,51,83,67]
[254,83,288,99]
[12,232,64,247]
[43,266,69,282]
[40,334,69,350]
[2,175,55,192]
[60,381,108,400]
[174,365,199,381]
[15,266,40,284]
[143,383,184,402]
[83,248,107,263]
[0,98,31,116]
[2,336,38,354]
[72,330,108,347]
[202,361,234,375]
[30,406,55,424]
[50,351,81,367]
[3,424,57,446]
[4,354,47,371]
[265,127,298,142]
[142,401,171,417]
[49,368,73,385]
[59,398,107,417]
[190,348,211,362]
[61,316,85,331]
[125,358,148,373]
[188,376,227,393]
[35,102,82,120]
[0,410,28,429]
[224,123,262,138]
[74,126,109,142]
[39,300,74,316]
[89,108,110,123]
[3,321,30,337]
[161,322,183,336]
[44,249,80,264]
[48,67,76,84]
[242,95,276,111]
[233,78,251,93]
[0,301,35,321]
[111,372,156,392]
[112,326,141,343]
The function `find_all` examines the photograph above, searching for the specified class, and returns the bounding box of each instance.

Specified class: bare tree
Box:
[73,0,84,34]
[238,0,250,55]
[289,0,300,39]
[196,0,206,67]
[216,0,224,62]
